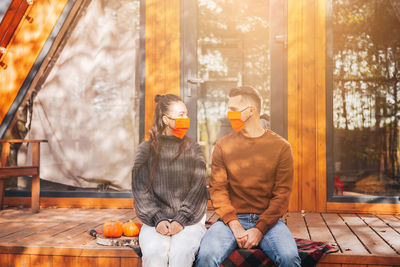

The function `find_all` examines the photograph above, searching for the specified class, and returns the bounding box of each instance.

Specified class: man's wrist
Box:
[221,211,238,225]
[228,220,245,237]
[228,219,240,228]
[252,227,263,234]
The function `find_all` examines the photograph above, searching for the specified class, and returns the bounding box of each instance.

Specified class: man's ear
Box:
[249,106,257,115]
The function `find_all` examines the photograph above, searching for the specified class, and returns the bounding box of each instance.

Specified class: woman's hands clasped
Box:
[156,220,184,236]
[156,221,171,235]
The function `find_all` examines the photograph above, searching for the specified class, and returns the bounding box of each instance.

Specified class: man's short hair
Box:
[229,86,262,112]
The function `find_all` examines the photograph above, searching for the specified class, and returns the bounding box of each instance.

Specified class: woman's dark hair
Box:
[134,94,190,191]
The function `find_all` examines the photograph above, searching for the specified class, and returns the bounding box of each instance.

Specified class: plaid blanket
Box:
[221,237,338,267]
[203,221,338,267]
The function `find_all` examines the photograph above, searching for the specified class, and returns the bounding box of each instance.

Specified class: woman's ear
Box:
[162,115,168,126]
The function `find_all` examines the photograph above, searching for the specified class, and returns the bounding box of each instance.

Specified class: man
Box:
[196,86,300,267]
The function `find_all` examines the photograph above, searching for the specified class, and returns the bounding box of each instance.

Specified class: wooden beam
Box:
[0,247,138,257]
[0,167,38,177]
[287,0,326,212]
[320,254,400,265]
[4,197,135,209]
[3,197,216,210]
[287,0,301,212]
[327,202,400,215]
[0,0,70,127]
[0,142,10,209]
[0,0,29,56]
[31,143,40,213]
[315,0,327,213]
[144,0,180,139]
[300,0,318,212]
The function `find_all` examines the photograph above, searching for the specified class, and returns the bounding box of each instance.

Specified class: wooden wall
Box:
[142,0,331,212]
[142,0,331,213]
[0,0,69,127]
[287,0,327,212]
[286,0,400,214]
[2,0,399,214]
[144,0,180,138]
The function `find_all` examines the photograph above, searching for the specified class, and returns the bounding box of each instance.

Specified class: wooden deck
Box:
[0,208,399,266]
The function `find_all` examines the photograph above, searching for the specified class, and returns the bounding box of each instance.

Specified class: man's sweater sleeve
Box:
[173,143,208,226]
[209,143,238,224]
[131,142,168,227]
[255,142,294,234]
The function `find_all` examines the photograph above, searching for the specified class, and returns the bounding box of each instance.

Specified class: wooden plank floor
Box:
[0,208,399,266]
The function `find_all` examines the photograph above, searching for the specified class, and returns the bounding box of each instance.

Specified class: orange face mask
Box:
[227,111,245,132]
[172,118,190,139]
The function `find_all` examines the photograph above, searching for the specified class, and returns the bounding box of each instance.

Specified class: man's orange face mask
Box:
[172,118,190,139]
[227,107,250,132]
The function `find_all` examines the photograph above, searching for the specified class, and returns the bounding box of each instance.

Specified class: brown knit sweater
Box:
[209,130,294,235]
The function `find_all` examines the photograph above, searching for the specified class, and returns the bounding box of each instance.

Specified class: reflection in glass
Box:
[197,0,270,175]
[6,0,141,192]
[332,0,400,196]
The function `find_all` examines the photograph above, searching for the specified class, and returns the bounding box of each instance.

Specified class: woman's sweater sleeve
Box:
[172,143,208,226]
[132,142,168,227]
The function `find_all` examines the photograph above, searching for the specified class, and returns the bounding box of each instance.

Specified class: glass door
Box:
[181,0,287,178]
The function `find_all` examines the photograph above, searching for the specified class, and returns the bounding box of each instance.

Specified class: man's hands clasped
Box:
[228,220,263,249]
[156,220,184,236]
[239,228,263,249]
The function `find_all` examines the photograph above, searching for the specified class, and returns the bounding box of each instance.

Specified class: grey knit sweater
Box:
[132,135,208,227]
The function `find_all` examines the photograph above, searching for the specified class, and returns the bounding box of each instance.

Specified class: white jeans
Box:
[139,215,206,267]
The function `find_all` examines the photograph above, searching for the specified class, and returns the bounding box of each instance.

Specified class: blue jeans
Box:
[196,214,301,267]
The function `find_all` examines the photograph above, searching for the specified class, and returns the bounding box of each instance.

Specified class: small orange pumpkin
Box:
[103,220,123,237]
[123,221,141,237]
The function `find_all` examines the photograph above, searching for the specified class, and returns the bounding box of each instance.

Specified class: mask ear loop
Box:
[240,106,253,123]
[163,115,175,130]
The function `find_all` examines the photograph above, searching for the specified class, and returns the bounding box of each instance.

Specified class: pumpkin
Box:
[103,220,123,237]
[123,221,141,237]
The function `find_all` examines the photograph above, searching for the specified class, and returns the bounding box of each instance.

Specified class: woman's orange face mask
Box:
[164,101,190,139]
[172,118,190,139]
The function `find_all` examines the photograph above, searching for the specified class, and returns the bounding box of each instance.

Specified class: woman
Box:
[132,94,208,267]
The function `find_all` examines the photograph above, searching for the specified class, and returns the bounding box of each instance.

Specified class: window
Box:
[192,0,272,174]
[328,0,400,201]
[5,0,141,196]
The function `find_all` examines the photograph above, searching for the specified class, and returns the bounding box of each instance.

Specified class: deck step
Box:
[0,208,399,266]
